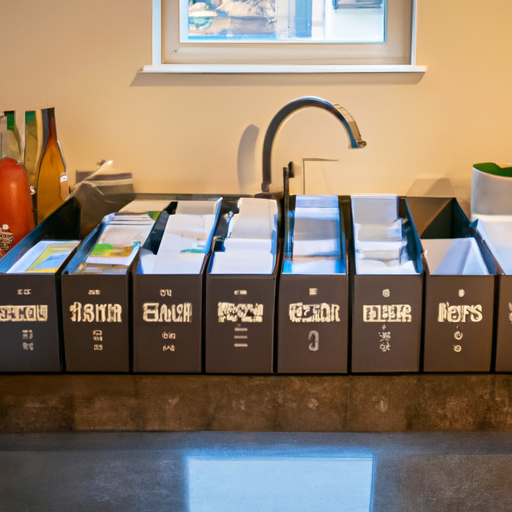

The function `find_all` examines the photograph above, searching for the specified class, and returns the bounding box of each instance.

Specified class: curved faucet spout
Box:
[261,96,366,193]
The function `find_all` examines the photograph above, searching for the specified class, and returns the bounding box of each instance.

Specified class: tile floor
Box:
[1,431,512,511]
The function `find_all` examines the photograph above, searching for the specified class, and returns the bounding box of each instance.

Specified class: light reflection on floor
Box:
[186,450,374,512]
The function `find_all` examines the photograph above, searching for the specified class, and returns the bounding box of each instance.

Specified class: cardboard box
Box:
[406,197,496,372]
[277,195,349,374]
[0,199,81,372]
[351,196,424,373]
[205,197,280,374]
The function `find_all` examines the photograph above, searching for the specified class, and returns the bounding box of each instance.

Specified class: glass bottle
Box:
[24,110,44,190]
[36,108,68,223]
[0,110,21,162]
[0,133,35,257]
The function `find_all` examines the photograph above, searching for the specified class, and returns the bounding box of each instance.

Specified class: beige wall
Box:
[2,0,512,203]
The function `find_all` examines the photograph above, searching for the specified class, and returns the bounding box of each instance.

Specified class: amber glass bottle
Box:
[36,108,67,223]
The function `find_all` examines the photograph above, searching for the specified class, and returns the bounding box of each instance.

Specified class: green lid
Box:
[473,162,512,178]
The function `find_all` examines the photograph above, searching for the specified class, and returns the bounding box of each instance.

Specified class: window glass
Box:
[183,0,386,44]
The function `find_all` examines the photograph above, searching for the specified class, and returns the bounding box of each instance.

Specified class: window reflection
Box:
[186,449,374,511]
[184,0,385,43]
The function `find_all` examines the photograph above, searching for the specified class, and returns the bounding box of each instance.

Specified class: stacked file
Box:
[210,197,278,274]
[352,194,419,275]
[140,199,222,275]
[7,240,79,274]
[283,195,343,275]
[75,213,155,274]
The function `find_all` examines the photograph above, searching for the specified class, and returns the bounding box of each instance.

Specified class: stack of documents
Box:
[210,197,278,275]
[7,240,79,274]
[352,194,419,275]
[284,195,343,275]
[77,213,155,274]
[140,199,222,275]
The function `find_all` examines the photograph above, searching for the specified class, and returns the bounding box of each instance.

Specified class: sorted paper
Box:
[210,198,278,275]
[284,195,343,275]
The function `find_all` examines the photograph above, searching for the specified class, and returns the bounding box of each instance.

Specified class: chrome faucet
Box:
[261,96,366,192]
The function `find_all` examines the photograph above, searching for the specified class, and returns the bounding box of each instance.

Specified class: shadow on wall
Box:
[237,124,260,194]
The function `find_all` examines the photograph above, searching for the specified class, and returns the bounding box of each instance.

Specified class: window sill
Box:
[141,64,426,75]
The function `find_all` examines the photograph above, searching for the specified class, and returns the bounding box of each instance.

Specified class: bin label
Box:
[289,303,341,323]
[69,302,122,323]
[217,302,264,323]
[363,304,412,323]
[142,302,192,323]
[437,302,483,323]
[0,305,48,322]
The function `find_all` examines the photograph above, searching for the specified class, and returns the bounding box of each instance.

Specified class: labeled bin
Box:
[350,195,423,373]
[132,196,224,373]
[277,195,349,374]
[493,270,512,372]
[61,207,161,372]
[0,200,80,372]
[205,197,280,374]
[407,197,496,372]
[472,211,512,371]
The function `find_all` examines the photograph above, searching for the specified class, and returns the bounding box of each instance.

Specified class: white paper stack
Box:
[355,219,403,241]
[422,238,489,275]
[352,194,419,275]
[78,213,155,274]
[141,199,222,275]
[7,240,79,274]
[284,195,342,275]
[210,197,278,275]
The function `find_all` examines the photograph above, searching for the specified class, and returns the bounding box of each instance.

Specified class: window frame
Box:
[144,0,425,74]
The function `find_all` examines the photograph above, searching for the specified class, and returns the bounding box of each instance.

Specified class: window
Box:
[145,0,423,73]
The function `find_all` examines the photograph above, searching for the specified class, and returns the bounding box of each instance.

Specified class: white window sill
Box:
[141,64,426,75]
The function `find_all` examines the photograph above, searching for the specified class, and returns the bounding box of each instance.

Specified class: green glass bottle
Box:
[36,108,68,223]
[0,110,21,162]
[24,110,44,190]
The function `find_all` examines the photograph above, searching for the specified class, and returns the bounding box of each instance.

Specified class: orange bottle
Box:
[0,157,35,257]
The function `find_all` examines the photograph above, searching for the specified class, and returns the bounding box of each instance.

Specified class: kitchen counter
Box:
[2,373,512,432]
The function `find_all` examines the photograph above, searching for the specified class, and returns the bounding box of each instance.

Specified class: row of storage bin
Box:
[0,191,509,374]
